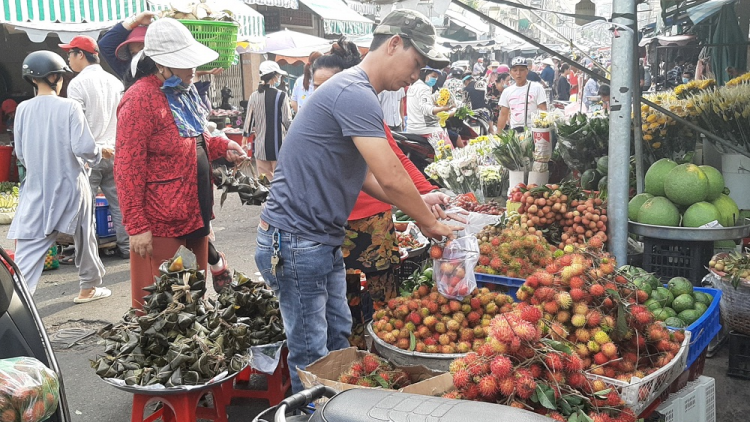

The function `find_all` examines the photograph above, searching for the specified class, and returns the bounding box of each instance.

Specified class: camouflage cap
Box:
[373,9,449,68]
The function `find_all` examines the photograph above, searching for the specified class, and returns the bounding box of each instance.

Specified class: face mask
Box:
[425,77,438,87]
[273,79,281,88]
[161,75,191,94]
[682,78,689,84]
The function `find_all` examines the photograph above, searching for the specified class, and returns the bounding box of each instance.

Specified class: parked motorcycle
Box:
[253,384,555,422]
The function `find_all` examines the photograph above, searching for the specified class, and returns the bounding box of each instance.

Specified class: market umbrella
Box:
[239,29,330,54]
[709,4,747,85]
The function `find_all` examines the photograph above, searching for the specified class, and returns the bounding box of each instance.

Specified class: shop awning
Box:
[242,0,298,8]
[1,0,146,42]
[147,0,265,40]
[686,0,735,25]
[298,0,373,36]
[444,8,490,39]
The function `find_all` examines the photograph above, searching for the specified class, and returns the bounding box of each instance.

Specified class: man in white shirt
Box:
[497,56,548,132]
[60,36,130,258]
[378,88,405,131]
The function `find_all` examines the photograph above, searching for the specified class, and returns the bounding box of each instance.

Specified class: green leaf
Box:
[541,339,573,355]
[531,389,539,403]
[578,409,593,422]
[593,388,612,398]
[536,385,556,410]
[409,332,416,351]
[564,395,583,406]
[560,397,573,415]
[568,412,579,422]
[372,374,389,388]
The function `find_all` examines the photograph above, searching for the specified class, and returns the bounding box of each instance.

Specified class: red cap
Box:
[115,26,147,61]
[59,35,99,54]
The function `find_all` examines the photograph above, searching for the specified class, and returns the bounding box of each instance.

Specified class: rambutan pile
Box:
[372,286,514,354]
[337,353,411,389]
[473,226,554,279]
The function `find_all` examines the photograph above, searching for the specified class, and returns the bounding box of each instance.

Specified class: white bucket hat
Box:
[143,18,218,69]
[259,61,288,77]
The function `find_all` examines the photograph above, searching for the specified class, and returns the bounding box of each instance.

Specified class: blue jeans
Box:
[255,222,352,393]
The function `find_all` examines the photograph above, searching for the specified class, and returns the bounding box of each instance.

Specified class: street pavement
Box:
[1,190,748,421]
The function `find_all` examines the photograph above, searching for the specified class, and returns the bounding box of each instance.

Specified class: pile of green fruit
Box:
[629,159,740,227]
[624,266,714,327]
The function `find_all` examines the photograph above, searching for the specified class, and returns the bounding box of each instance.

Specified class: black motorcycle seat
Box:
[308,388,553,422]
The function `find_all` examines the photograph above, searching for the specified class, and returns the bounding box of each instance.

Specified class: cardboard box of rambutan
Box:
[297,347,451,395]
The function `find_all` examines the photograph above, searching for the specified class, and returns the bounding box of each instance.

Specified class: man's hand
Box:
[131,231,153,258]
[421,192,466,223]
[125,11,155,30]
[226,141,248,164]
[419,220,463,241]
[101,148,114,160]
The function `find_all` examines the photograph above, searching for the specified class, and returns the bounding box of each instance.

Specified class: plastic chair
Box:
[221,347,291,406]
[0,247,72,422]
[130,384,228,422]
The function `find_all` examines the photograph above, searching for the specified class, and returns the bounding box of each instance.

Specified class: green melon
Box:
[683,202,721,227]
[644,158,678,197]
[665,317,687,328]
[668,277,694,297]
[638,197,681,227]
[597,156,609,175]
[663,164,709,206]
[628,193,654,221]
[694,302,708,316]
[581,169,599,190]
[678,309,702,326]
[598,176,608,192]
[699,165,725,201]
[711,194,740,227]
[694,291,713,306]
[672,294,695,314]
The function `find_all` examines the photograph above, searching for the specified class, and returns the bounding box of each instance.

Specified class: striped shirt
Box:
[242,87,292,161]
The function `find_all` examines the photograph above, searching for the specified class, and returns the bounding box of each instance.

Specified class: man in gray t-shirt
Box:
[256,9,455,393]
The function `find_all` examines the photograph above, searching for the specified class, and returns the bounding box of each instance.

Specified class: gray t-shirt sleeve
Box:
[333,84,386,139]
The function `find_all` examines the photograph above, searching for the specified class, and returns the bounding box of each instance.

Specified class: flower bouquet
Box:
[555,112,609,173]
[425,147,484,202]
[640,93,696,164]
[686,80,750,156]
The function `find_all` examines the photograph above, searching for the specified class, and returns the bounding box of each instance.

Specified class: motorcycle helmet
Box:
[21,51,71,87]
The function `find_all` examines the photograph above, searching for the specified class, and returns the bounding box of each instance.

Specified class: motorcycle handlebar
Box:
[274,385,337,422]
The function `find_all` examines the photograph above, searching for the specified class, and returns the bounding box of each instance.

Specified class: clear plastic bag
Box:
[433,236,479,300]
[0,357,60,422]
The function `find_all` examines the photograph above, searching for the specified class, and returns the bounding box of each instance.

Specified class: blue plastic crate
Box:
[475,273,525,302]
[95,204,115,237]
[666,286,722,369]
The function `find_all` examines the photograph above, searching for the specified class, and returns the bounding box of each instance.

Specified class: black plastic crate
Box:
[728,331,750,380]
[393,251,430,285]
[641,237,713,286]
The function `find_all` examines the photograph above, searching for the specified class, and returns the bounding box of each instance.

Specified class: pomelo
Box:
[694,302,708,316]
[655,287,674,307]
[694,291,713,306]
[711,194,740,227]
[644,158,677,196]
[644,298,661,311]
[678,309,702,326]
[653,307,677,322]
[638,197,681,227]
[699,165,725,201]
[668,277,694,297]
[663,164,709,206]
[628,193,654,221]
[683,202,721,227]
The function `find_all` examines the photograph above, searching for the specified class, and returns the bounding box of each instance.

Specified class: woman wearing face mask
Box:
[486,72,510,134]
[406,67,453,137]
[242,61,292,180]
[114,18,247,310]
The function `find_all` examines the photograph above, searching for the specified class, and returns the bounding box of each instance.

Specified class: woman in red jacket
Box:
[115,18,246,309]
[310,39,447,347]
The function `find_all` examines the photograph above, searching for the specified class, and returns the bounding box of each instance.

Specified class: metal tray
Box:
[366,323,463,372]
[628,219,750,241]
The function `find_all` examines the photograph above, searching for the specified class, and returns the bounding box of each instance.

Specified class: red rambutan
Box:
[490,355,513,378]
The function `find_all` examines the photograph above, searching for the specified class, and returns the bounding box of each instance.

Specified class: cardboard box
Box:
[297,347,451,395]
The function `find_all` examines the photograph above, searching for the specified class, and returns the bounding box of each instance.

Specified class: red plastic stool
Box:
[221,348,291,406]
[131,382,228,422]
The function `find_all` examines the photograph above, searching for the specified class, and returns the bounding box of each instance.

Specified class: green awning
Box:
[298,0,372,36]
[2,0,147,23]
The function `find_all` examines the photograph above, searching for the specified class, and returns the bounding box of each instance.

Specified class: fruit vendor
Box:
[308,38,446,349]
[255,9,460,393]
[496,57,548,133]
[114,19,247,310]
[9,51,110,302]
[99,11,236,293]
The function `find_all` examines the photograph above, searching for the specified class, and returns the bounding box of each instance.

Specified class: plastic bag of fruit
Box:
[0,357,60,422]
[433,236,479,300]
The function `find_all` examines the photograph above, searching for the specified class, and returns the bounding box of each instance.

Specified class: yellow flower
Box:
[652,142,661,149]
[643,134,653,141]
[436,88,451,106]
[646,114,658,123]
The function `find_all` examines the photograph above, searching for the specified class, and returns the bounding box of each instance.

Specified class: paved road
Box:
[1,190,748,421]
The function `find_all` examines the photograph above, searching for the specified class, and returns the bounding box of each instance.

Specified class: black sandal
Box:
[59,254,75,265]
